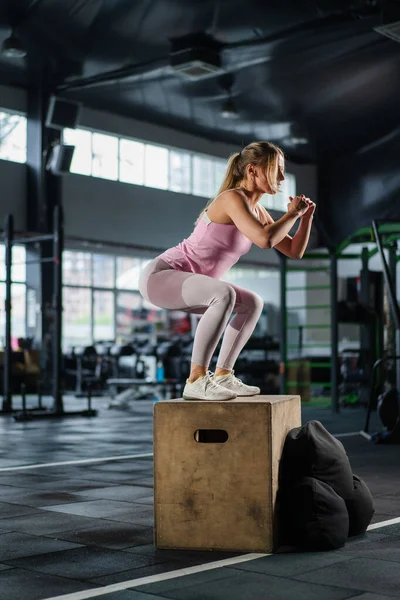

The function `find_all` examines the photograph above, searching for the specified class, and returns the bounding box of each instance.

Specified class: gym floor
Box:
[0,396,399,600]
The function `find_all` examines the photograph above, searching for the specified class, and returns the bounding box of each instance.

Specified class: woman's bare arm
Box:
[223,190,304,249]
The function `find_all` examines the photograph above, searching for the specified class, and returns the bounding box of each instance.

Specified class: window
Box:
[63,287,92,346]
[119,139,144,185]
[10,246,26,283]
[63,128,92,176]
[261,172,297,212]
[214,159,227,193]
[169,150,191,193]
[144,144,168,190]
[192,155,215,197]
[61,125,296,203]
[93,254,114,288]
[9,284,26,339]
[0,111,27,164]
[0,283,26,344]
[0,244,27,345]
[116,257,141,290]
[282,172,297,202]
[92,132,119,181]
[62,251,165,346]
[63,251,92,286]
[0,245,26,282]
[93,290,114,341]
[116,292,142,338]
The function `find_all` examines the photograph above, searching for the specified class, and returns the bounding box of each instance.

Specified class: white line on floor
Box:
[367,516,400,530]
[334,431,361,438]
[0,453,153,472]
[41,516,400,600]
[41,553,269,600]
[40,517,400,600]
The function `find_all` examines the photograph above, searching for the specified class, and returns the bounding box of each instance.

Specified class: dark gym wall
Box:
[0,160,26,230]
[318,126,400,246]
[0,84,26,113]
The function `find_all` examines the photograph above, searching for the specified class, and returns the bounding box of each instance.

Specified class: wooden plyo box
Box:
[154,395,301,553]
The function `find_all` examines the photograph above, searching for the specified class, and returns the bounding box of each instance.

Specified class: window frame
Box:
[0,109,27,165]
[62,251,166,347]
[61,124,297,203]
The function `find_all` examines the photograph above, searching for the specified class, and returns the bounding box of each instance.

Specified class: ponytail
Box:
[194,152,242,224]
[217,152,242,195]
[194,141,283,225]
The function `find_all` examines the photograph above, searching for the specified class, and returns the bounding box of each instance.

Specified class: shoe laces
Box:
[216,370,243,388]
[230,374,244,388]
[205,370,226,392]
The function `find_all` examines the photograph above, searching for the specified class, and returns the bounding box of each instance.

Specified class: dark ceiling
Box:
[0,0,399,244]
[0,0,398,160]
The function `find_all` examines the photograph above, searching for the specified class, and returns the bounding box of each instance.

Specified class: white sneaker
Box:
[212,370,261,396]
[183,370,237,401]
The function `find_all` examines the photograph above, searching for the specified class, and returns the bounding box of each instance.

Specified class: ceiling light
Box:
[221,98,239,119]
[170,57,222,80]
[170,33,223,81]
[2,32,27,59]
[283,136,308,147]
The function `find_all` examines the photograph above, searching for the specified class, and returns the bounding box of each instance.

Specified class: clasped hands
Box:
[287,194,316,219]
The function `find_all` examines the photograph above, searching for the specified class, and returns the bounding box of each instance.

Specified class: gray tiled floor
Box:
[291,556,400,596]
[138,570,360,600]
[0,396,399,600]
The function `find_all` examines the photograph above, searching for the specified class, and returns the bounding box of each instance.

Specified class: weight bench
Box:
[106,377,183,406]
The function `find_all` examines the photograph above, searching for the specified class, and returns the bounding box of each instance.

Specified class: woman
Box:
[138,141,315,401]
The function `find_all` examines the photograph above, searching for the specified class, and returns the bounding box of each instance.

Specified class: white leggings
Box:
[138,258,264,370]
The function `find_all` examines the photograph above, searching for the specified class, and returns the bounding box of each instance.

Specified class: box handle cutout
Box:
[194,429,229,443]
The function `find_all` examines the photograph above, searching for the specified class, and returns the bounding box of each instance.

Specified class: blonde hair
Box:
[195,141,284,224]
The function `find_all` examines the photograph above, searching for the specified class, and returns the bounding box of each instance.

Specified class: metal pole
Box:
[330,250,339,413]
[52,205,64,413]
[397,330,400,394]
[372,221,400,330]
[388,243,399,391]
[388,243,397,304]
[372,222,400,396]
[3,215,13,413]
[12,234,55,244]
[359,246,372,404]
[364,355,400,433]
[279,254,287,394]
